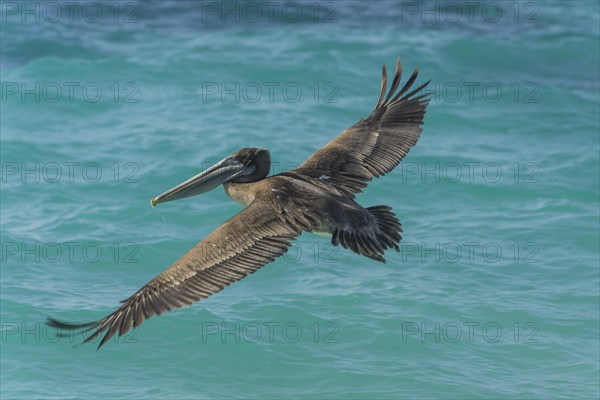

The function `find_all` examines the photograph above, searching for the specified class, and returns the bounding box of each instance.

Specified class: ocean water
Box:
[1,1,599,398]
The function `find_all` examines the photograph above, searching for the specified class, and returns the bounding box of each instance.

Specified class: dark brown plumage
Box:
[47,58,431,348]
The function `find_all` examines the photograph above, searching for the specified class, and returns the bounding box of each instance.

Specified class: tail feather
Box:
[332,205,402,262]
[367,205,402,252]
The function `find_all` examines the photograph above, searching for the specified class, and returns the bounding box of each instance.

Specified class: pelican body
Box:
[48,58,431,348]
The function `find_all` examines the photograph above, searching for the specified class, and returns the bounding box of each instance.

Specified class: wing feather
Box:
[295,58,431,196]
[47,198,302,349]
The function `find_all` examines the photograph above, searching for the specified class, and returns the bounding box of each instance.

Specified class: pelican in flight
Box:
[48,58,431,348]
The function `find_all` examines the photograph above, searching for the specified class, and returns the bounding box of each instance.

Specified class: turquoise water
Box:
[1,1,599,398]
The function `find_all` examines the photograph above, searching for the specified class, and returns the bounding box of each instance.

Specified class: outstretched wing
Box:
[47,197,304,349]
[294,58,431,197]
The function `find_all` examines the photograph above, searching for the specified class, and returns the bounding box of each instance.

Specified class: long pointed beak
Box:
[150,156,254,207]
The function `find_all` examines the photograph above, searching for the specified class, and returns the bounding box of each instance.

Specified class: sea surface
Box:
[1,1,599,399]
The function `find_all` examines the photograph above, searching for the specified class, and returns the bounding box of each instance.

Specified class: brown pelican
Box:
[48,58,431,348]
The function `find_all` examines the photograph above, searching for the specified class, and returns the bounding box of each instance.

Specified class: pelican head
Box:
[150,148,271,206]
